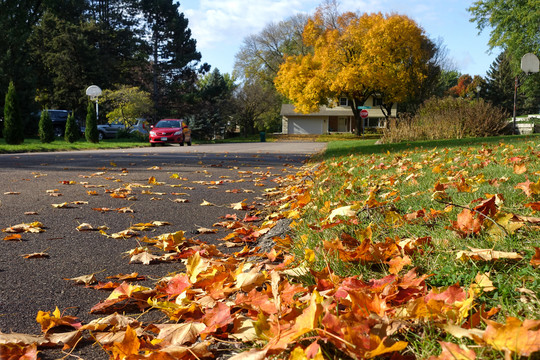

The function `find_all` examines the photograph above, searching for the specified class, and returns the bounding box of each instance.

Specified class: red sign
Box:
[360,109,369,118]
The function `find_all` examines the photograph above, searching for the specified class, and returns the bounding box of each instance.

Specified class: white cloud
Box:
[183,0,312,50]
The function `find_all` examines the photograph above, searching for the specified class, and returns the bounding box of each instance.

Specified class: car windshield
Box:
[155,120,180,128]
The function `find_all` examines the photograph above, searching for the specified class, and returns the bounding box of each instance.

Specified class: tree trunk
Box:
[350,98,365,136]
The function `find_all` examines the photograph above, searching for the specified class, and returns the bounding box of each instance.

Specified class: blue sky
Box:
[180,0,499,77]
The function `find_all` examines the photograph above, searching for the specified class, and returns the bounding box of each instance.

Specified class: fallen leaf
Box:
[76,223,97,231]
[456,247,523,262]
[22,252,49,259]
[147,322,206,346]
[428,341,477,359]
[196,227,218,234]
[530,247,540,268]
[63,273,98,285]
[3,234,22,241]
[482,317,540,356]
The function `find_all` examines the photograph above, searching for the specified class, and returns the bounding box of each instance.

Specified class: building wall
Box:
[287,116,326,134]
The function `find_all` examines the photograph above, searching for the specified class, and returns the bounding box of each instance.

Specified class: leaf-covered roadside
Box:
[1,137,539,360]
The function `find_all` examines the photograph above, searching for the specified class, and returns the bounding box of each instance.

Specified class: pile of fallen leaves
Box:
[1,138,540,360]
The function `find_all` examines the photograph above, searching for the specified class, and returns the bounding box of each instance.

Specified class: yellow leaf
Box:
[304,248,315,263]
[328,205,356,221]
[200,200,215,206]
[185,252,208,283]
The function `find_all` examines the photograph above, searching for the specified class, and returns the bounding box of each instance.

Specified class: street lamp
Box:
[476,85,481,100]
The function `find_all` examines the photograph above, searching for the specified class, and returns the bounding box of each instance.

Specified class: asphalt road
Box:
[0,142,325,359]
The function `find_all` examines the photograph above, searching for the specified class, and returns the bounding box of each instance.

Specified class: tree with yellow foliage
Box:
[275,10,433,135]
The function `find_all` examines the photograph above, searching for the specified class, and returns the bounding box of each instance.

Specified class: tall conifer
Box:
[3,81,24,144]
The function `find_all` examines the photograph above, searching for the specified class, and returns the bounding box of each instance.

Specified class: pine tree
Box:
[64,112,79,143]
[3,81,24,144]
[85,101,99,143]
[484,51,514,114]
[39,109,55,143]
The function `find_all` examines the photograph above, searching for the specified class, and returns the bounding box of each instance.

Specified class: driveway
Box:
[0,142,325,359]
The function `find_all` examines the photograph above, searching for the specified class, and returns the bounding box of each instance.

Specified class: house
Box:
[280,96,397,135]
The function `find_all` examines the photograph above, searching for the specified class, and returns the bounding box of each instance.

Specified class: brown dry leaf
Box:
[111,229,139,239]
[81,313,140,332]
[456,247,523,262]
[200,200,216,206]
[24,211,39,215]
[4,191,20,195]
[3,222,44,233]
[196,227,218,234]
[129,251,162,265]
[172,198,189,203]
[147,322,206,346]
[63,273,97,285]
[235,266,266,292]
[428,341,477,359]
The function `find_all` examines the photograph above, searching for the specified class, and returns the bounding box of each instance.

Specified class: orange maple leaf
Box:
[452,209,482,237]
[36,307,82,333]
[482,317,540,356]
[428,341,476,359]
[531,247,540,268]
[110,325,140,359]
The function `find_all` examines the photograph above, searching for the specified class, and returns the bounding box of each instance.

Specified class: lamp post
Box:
[476,85,481,100]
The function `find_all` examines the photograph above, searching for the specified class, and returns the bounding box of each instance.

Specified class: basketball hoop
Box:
[86,85,102,120]
[521,53,540,74]
[512,53,539,134]
[86,85,102,101]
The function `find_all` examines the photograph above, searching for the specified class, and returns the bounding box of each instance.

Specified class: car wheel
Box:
[98,132,104,141]
[54,127,63,137]
[151,143,155,147]
[187,141,191,146]
[179,142,184,146]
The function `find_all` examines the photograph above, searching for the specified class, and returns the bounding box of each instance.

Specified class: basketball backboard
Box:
[521,53,539,74]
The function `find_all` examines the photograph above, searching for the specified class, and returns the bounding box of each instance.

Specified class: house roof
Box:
[280,103,354,117]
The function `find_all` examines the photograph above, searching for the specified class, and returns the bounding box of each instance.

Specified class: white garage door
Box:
[288,118,324,134]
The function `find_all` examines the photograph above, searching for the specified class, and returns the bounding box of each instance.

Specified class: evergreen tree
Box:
[38,109,55,143]
[3,81,24,144]
[85,101,99,143]
[64,112,79,143]
[484,51,515,114]
[140,0,206,116]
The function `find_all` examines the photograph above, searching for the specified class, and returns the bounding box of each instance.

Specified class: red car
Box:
[149,119,191,146]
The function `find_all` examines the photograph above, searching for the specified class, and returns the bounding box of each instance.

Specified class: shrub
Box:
[85,102,99,143]
[3,81,24,144]
[64,112,79,143]
[383,97,508,143]
[38,109,55,143]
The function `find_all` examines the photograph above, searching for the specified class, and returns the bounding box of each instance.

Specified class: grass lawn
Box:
[0,137,149,153]
[282,133,540,358]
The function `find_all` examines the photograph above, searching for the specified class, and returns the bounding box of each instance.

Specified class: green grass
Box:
[289,134,540,358]
[0,137,150,153]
